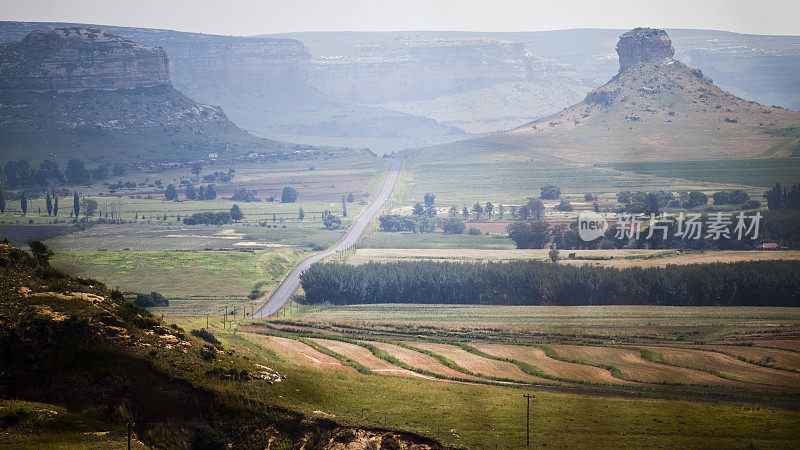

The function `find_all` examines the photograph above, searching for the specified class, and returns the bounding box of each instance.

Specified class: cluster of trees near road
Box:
[300,259,800,307]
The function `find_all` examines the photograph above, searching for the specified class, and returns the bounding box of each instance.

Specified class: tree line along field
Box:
[170,307,800,449]
[299,259,800,307]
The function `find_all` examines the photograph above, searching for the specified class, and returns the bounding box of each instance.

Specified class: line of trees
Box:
[299,259,800,307]
[766,183,800,210]
[2,159,127,189]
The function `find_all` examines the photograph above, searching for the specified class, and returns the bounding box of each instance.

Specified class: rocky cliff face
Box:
[616,27,675,71]
[0,27,169,91]
[311,36,580,104]
[0,27,281,163]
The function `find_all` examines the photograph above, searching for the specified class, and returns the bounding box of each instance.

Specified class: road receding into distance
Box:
[253,160,402,318]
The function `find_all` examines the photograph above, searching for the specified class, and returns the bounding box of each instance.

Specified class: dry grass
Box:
[294,304,800,329]
[347,248,664,265]
[704,346,800,371]
[407,341,550,384]
[471,343,636,385]
[370,342,483,381]
[742,340,800,352]
[564,250,800,269]
[641,346,800,386]
[550,345,728,385]
[245,334,353,372]
[308,338,424,379]
[347,248,800,268]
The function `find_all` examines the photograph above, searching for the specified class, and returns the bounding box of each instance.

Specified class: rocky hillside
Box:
[0,27,286,164]
[483,28,800,163]
[0,27,169,90]
[0,240,445,449]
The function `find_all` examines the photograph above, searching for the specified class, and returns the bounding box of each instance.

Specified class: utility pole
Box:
[126,422,134,450]
[523,393,534,447]
[224,306,227,329]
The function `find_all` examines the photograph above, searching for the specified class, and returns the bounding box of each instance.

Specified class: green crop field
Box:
[600,158,800,188]
[400,155,768,207]
[50,249,299,298]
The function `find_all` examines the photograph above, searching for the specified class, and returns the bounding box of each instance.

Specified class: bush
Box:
[467,227,482,235]
[190,426,227,450]
[323,214,341,230]
[441,220,466,234]
[133,291,169,307]
[555,200,573,211]
[280,186,299,203]
[191,329,221,346]
[231,189,257,202]
[540,184,561,199]
[183,211,231,225]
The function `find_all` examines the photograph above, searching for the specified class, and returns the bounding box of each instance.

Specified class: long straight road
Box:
[253,160,402,318]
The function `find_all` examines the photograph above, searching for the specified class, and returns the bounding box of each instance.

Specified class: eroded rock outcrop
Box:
[0,27,281,162]
[0,27,169,91]
[616,27,675,71]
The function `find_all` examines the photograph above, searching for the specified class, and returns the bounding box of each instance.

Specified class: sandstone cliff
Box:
[309,36,586,105]
[0,27,284,163]
[616,27,675,71]
[0,27,169,91]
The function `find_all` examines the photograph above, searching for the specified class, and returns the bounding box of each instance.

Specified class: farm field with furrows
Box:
[699,345,800,371]
[471,343,635,385]
[637,346,800,386]
[209,306,800,395]
[167,306,800,448]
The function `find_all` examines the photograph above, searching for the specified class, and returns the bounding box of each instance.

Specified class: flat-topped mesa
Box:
[0,26,170,91]
[616,27,675,72]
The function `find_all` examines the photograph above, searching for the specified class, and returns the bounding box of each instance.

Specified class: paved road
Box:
[253,160,402,318]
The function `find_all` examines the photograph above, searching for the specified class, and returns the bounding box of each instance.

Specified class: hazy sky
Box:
[1,0,798,36]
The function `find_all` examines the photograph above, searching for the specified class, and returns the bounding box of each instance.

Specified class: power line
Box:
[523,393,534,447]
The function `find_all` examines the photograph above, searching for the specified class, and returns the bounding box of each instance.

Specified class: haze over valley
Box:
[1,2,799,448]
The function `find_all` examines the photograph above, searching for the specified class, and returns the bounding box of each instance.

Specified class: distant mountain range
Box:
[4,22,796,147]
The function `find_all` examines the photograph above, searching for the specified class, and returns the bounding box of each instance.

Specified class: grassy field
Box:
[398,137,775,207]
[400,157,750,206]
[288,304,800,329]
[170,306,800,449]
[599,158,800,188]
[0,399,148,449]
[50,249,299,298]
[357,229,514,249]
